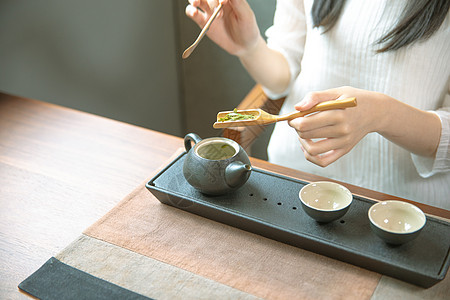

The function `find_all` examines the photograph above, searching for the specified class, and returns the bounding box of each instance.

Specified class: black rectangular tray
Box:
[146,152,450,288]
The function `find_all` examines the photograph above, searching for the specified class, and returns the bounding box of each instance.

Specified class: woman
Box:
[186,0,450,209]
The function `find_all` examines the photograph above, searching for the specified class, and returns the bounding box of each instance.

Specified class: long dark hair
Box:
[311,0,450,53]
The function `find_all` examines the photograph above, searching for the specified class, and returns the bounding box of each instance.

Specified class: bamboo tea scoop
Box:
[182,3,223,59]
[213,97,357,129]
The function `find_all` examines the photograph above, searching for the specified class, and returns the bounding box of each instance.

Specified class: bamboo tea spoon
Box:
[182,3,223,59]
[213,97,357,128]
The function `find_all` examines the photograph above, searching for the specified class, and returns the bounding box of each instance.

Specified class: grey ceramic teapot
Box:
[183,133,252,195]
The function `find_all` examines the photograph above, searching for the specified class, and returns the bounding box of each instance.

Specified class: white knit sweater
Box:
[264,0,450,209]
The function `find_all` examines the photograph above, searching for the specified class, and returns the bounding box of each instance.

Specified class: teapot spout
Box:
[225,161,252,188]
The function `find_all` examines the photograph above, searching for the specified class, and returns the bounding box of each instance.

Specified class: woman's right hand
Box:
[185,0,262,57]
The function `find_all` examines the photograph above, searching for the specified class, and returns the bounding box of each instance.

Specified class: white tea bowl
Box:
[368,200,426,245]
[299,181,353,223]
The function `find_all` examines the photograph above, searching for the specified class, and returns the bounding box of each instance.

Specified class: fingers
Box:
[288,110,345,134]
[298,138,350,167]
[186,5,206,27]
[290,111,354,167]
[290,86,363,167]
[294,86,350,111]
[188,0,220,13]
[186,0,206,26]
[302,147,344,167]
[299,137,338,157]
[186,0,223,27]
[296,124,345,140]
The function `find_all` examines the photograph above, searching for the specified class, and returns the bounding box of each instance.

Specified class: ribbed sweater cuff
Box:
[411,111,450,177]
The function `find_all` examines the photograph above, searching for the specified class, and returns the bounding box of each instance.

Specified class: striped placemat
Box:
[19,159,449,299]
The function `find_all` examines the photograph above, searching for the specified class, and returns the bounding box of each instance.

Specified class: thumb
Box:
[294,89,342,111]
[294,97,315,112]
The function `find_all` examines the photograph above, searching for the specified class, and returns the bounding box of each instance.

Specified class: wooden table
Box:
[1,92,449,299]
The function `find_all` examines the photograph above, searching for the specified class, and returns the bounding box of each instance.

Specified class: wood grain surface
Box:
[0,93,181,298]
[1,92,448,299]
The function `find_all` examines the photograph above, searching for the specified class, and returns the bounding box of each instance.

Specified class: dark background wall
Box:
[175,0,276,159]
[0,0,276,159]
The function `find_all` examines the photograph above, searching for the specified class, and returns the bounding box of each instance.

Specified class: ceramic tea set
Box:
[298,181,426,244]
[182,133,426,245]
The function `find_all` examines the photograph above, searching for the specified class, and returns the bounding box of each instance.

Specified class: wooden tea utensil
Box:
[182,3,223,59]
[213,97,357,128]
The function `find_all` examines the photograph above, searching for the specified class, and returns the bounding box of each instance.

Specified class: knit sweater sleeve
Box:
[411,79,450,177]
[262,0,307,99]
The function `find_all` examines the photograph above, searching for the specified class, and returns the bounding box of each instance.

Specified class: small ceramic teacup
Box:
[368,200,426,245]
[299,181,353,223]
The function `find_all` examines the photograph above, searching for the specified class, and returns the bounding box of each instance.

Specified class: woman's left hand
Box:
[288,86,384,167]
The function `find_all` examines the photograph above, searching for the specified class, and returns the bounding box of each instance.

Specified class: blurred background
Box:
[0,0,276,159]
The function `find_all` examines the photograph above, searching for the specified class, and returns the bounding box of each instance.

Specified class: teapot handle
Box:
[184,133,202,151]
